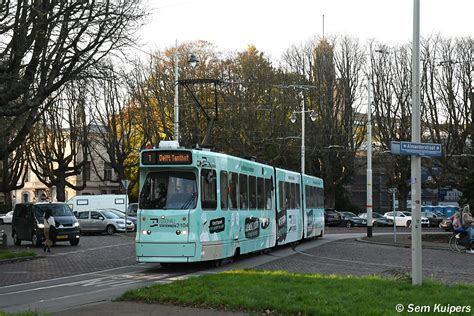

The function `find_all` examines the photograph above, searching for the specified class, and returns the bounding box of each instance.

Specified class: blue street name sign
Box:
[391,141,441,157]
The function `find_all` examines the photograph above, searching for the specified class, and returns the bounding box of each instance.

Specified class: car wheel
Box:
[0,219,3,225]
[406,220,411,228]
[32,232,42,247]
[106,225,116,235]
[346,221,352,228]
[70,238,80,246]
[373,221,378,227]
[12,231,21,246]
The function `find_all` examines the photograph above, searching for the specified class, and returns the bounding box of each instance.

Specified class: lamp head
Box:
[188,54,199,68]
[309,110,317,122]
[290,113,297,124]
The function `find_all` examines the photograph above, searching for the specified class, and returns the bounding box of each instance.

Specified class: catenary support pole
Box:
[411,0,422,285]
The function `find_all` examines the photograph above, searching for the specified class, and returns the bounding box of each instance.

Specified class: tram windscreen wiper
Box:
[180,193,197,209]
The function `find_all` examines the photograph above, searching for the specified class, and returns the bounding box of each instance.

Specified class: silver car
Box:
[76,209,126,235]
[0,211,13,225]
[105,208,135,232]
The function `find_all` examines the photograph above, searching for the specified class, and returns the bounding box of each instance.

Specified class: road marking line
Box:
[0,265,143,290]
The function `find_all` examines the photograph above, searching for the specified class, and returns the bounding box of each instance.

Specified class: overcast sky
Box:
[138,0,473,58]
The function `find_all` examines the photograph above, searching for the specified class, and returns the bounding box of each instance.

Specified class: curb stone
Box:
[0,254,42,265]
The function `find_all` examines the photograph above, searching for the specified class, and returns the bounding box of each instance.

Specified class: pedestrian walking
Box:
[43,208,56,252]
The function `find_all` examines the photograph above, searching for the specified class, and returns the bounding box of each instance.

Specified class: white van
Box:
[67,195,128,213]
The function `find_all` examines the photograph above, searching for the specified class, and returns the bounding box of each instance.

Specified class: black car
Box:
[324,209,342,227]
[339,212,367,227]
[12,202,81,247]
[358,212,394,227]
[421,211,444,227]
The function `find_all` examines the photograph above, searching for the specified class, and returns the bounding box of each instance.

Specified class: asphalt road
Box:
[0,223,465,314]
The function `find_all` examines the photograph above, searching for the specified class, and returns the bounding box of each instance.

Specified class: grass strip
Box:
[0,250,36,260]
[120,270,473,315]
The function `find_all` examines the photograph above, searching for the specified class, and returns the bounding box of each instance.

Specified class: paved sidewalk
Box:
[359,232,452,251]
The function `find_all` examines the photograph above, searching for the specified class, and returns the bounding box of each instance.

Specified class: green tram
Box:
[136,142,324,264]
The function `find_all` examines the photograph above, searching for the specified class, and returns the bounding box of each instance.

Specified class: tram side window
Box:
[249,176,256,209]
[220,171,228,210]
[317,187,324,208]
[304,185,311,208]
[229,172,238,209]
[285,182,291,209]
[296,184,300,208]
[257,177,264,209]
[239,174,248,210]
[290,183,296,209]
[201,169,217,210]
[265,178,273,210]
[278,181,285,211]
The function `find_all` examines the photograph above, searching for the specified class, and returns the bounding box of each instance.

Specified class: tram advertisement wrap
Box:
[245,217,260,239]
[277,209,287,242]
[209,217,225,234]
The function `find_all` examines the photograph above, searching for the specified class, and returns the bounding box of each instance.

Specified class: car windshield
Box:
[140,171,197,210]
[343,212,356,218]
[372,213,384,219]
[110,210,122,216]
[101,210,121,219]
[35,204,74,217]
[402,212,411,216]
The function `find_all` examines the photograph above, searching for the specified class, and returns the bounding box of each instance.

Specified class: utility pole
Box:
[300,91,305,175]
[411,0,422,285]
[367,79,373,237]
[174,41,179,142]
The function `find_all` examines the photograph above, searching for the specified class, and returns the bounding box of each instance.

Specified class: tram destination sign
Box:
[141,150,192,165]
[391,141,441,157]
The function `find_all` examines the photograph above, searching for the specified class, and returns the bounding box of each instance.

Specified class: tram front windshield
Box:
[140,171,197,210]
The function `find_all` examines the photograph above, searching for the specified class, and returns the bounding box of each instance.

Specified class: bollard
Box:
[0,230,6,248]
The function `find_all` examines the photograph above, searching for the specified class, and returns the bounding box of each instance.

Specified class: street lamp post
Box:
[368,48,390,237]
[290,91,316,174]
[173,43,199,142]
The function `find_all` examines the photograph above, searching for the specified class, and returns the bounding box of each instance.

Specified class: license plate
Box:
[56,235,68,240]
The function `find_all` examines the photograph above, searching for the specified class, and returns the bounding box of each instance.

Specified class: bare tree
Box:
[0,0,146,192]
[89,64,138,193]
[369,42,413,210]
[27,82,89,202]
[421,36,473,192]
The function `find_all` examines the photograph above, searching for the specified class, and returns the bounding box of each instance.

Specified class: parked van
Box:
[67,194,128,213]
[12,202,80,247]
